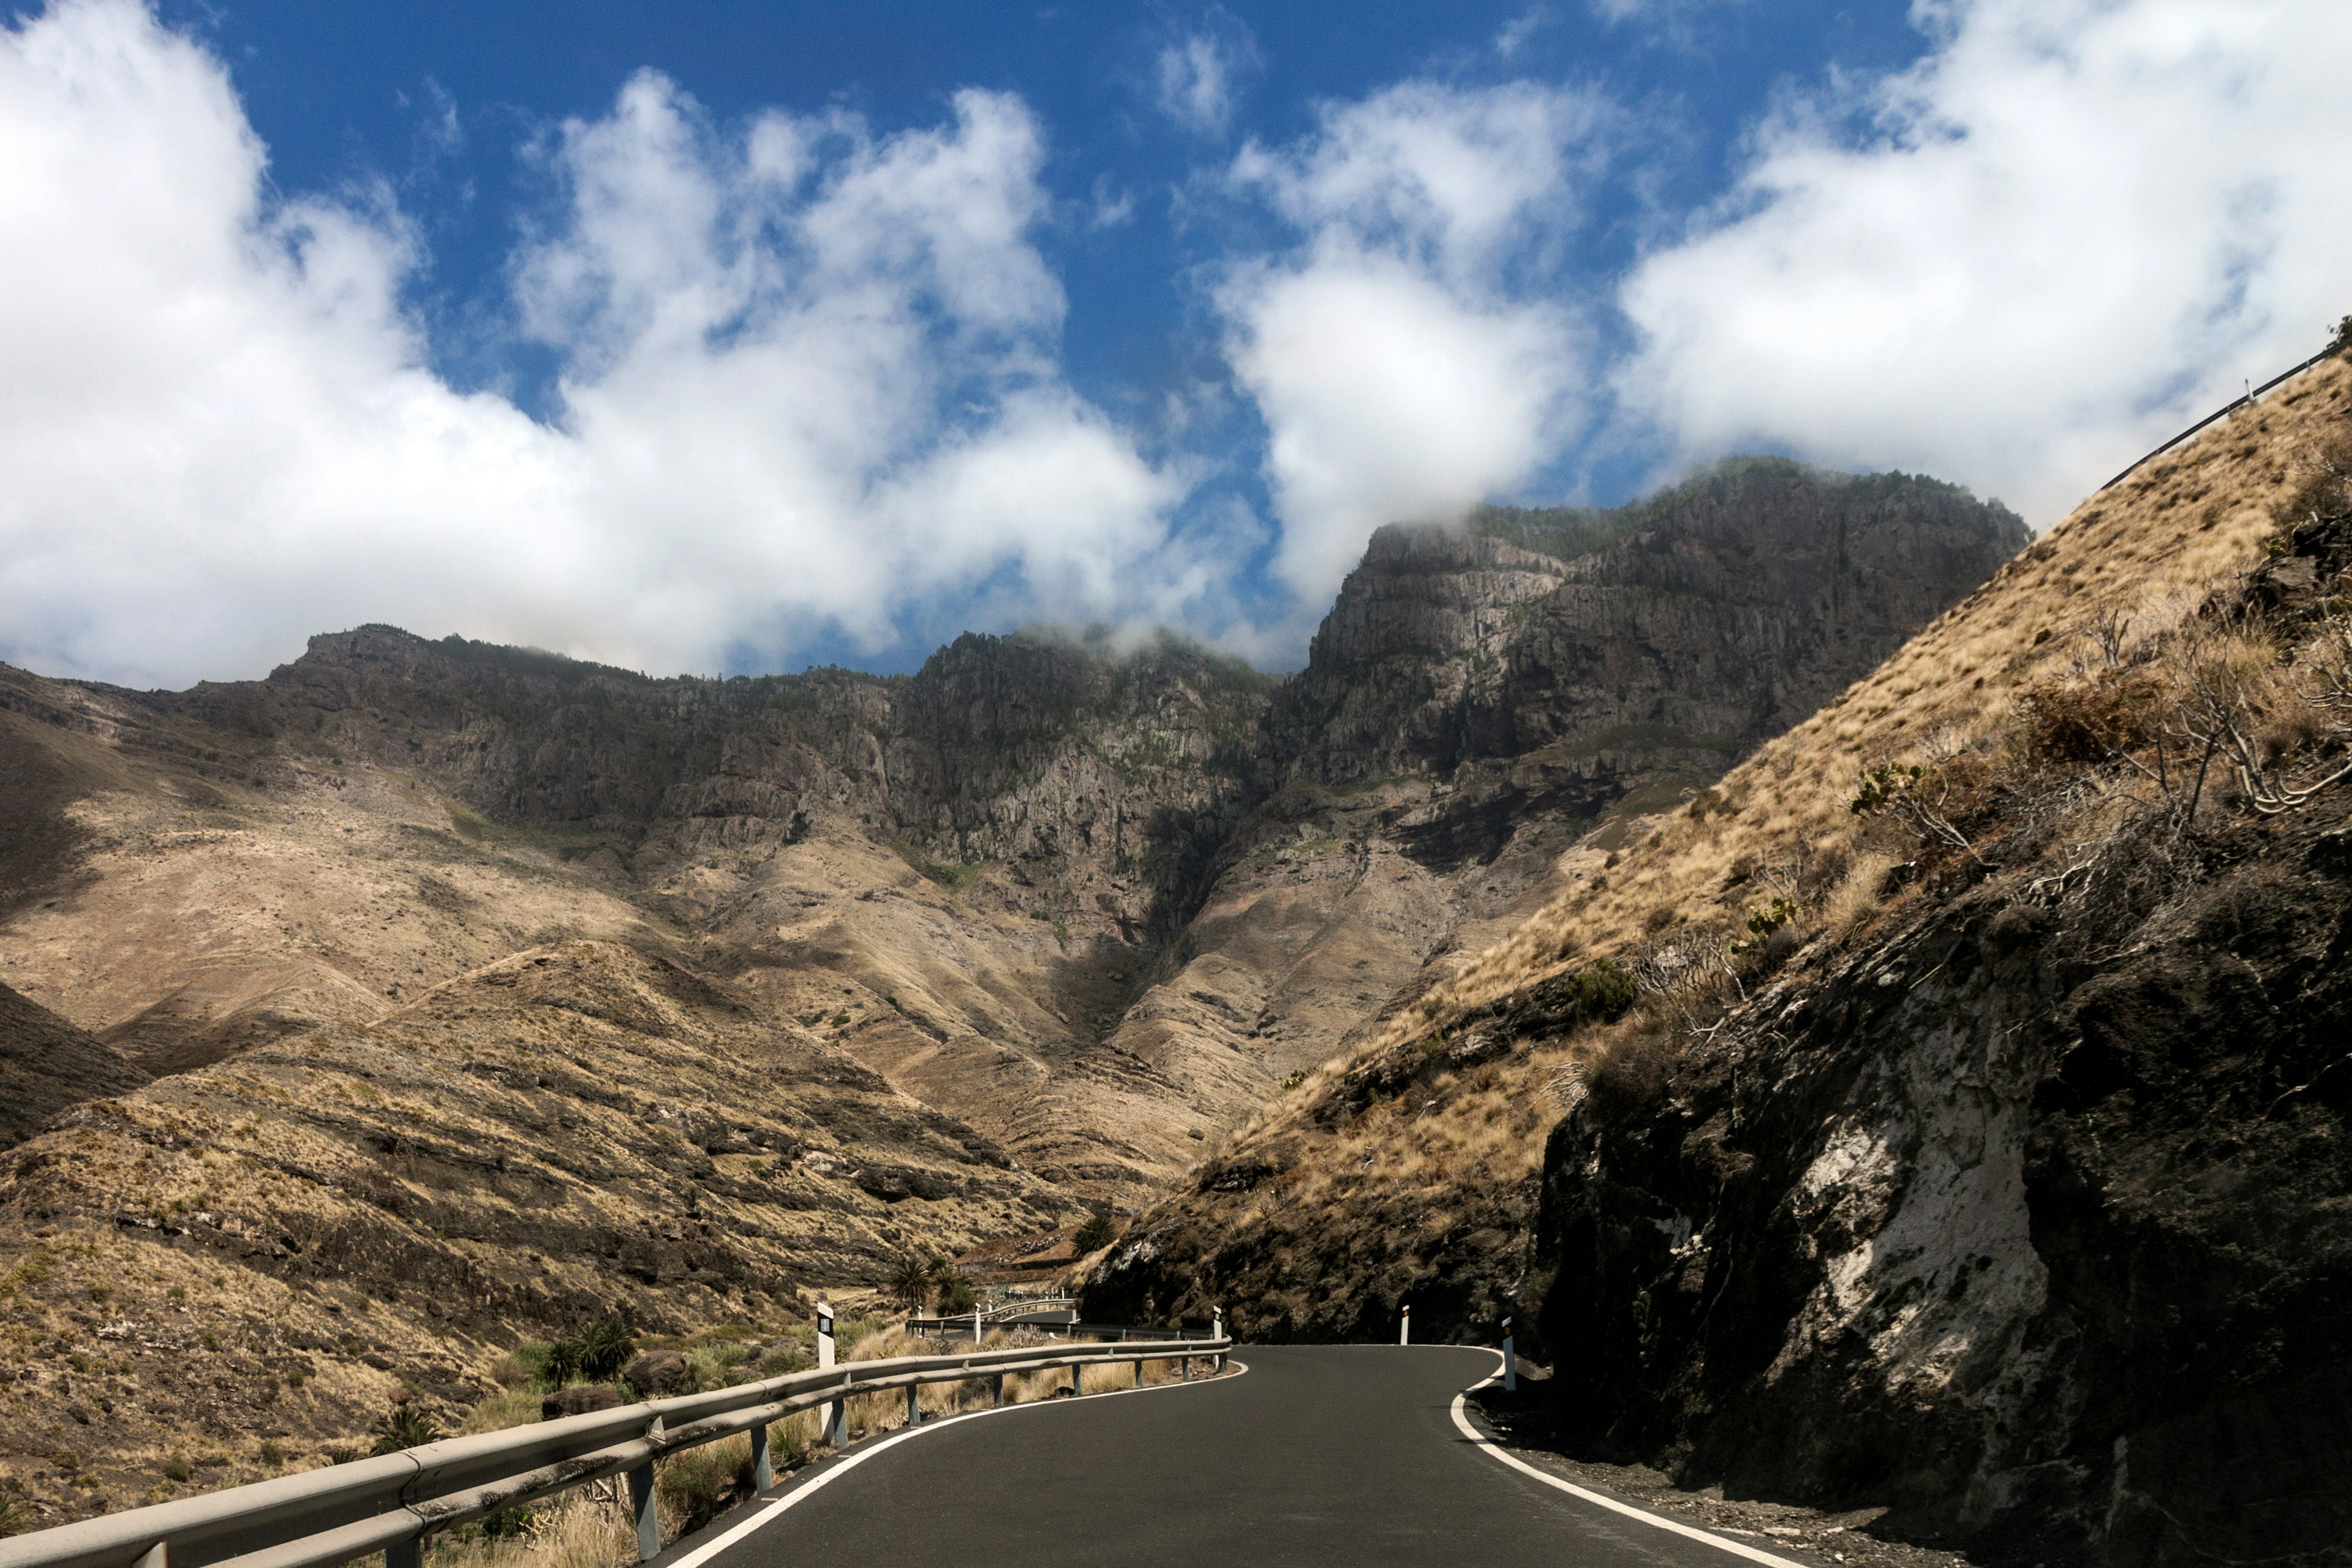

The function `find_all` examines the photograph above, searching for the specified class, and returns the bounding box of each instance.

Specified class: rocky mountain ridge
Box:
[1085,354,2352,1567]
[0,454,2025,1531]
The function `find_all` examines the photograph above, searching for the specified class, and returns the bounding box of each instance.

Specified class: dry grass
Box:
[1103,352,2352,1333]
[1388,355,2352,1038]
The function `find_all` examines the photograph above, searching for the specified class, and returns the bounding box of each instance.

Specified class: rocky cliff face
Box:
[1117,462,2029,1107]
[1534,801,2352,1567]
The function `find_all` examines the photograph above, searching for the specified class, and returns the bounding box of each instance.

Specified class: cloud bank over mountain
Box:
[0,0,2345,687]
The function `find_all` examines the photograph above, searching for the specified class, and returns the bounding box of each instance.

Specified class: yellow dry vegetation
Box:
[1133,353,2352,1330]
[1399,355,2352,1033]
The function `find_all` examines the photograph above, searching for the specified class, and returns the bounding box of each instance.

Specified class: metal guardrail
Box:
[2100,342,2342,492]
[904,1317,1219,1343]
[0,1335,1231,1568]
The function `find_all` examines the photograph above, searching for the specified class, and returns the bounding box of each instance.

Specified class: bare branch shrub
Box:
[2163,614,2352,815]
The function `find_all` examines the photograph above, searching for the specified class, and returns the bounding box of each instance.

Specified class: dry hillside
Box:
[0,454,2019,1534]
[1086,351,2352,1566]
[0,941,1062,1528]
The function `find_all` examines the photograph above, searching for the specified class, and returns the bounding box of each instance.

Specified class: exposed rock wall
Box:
[1534,803,2352,1567]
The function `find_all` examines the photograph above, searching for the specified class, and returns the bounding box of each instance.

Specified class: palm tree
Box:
[886,1254,935,1314]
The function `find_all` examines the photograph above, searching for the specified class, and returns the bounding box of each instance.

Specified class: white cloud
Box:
[1219,81,1611,604]
[1584,0,1746,31]
[1616,0,2352,525]
[0,0,1191,687]
[1153,15,1258,138]
[1494,9,1549,59]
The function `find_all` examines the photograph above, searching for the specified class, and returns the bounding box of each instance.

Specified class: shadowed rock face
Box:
[1275,462,2029,789]
[1532,804,2352,1568]
[0,980,146,1149]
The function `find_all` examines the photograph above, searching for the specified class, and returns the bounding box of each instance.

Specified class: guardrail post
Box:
[1069,1363,1080,1398]
[132,1544,167,1568]
[1502,1317,1516,1393]
[1133,1358,1142,1388]
[991,1373,1004,1408]
[750,1421,773,1491]
[388,1540,420,1568]
[628,1462,659,1564]
[1181,1355,1191,1382]
[905,1384,920,1426]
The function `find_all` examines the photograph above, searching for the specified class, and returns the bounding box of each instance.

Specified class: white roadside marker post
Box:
[817,1301,845,1447]
[1502,1316,1516,1393]
[973,1304,982,1345]
[1400,1303,1411,1346]
[1213,1306,1225,1371]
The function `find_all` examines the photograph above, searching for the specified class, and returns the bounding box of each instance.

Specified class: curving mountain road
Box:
[662,1345,1794,1567]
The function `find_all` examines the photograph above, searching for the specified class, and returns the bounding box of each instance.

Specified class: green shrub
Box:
[684,1343,750,1390]
[0,1491,25,1535]
[755,1346,807,1378]
[259,1440,284,1468]
[568,1319,636,1382]
[1074,1208,1116,1253]
[160,1453,192,1483]
[369,1404,442,1456]
[1518,959,1639,1036]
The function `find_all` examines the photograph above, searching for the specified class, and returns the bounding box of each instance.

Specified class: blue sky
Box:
[2,0,2346,687]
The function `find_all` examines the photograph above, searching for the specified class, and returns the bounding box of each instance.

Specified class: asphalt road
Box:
[671,1344,1771,1567]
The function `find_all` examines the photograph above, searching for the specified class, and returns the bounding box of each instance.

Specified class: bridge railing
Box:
[0,1335,1231,1568]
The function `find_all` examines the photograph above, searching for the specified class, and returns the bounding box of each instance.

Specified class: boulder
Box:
[622,1349,692,1398]
[540,1384,620,1421]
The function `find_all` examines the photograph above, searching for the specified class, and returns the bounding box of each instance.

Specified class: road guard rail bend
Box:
[0,1334,1231,1568]
[903,1317,1219,1342]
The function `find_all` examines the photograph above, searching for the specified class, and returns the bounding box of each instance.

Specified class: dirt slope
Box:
[0,982,145,1151]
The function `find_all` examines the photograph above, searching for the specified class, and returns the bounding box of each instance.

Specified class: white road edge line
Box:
[656,1358,1252,1568]
[1449,1359,1807,1568]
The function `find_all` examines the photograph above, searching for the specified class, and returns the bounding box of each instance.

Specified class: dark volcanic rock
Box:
[1271,461,2029,801]
[1531,804,2352,1567]
[541,1384,622,1420]
[622,1349,690,1398]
